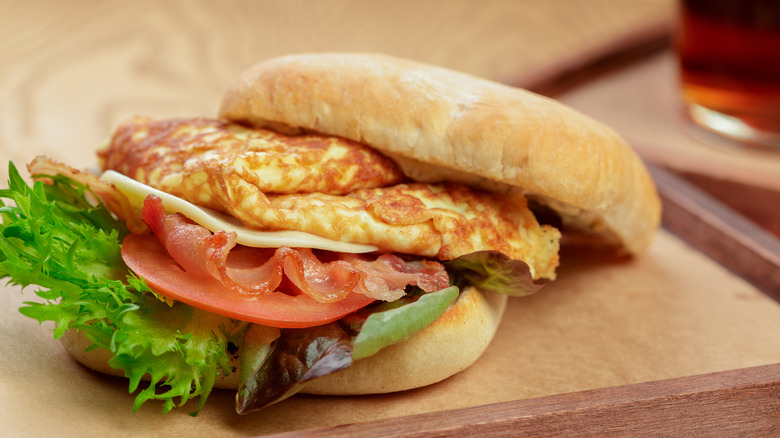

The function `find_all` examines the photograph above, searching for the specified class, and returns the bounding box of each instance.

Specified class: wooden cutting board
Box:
[8,1,780,436]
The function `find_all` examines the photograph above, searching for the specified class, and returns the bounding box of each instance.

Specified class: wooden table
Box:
[2,1,780,436]
[1,0,673,180]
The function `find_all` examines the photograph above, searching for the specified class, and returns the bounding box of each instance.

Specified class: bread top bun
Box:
[59,286,506,395]
[219,53,661,255]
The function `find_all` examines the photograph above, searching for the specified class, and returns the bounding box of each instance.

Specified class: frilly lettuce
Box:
[0,162,245,415]
[1,161,545,416]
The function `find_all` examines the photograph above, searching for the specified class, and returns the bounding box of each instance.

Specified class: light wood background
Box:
[1,0,672,183]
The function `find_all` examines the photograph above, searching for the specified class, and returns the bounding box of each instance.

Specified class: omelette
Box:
[99,117,560,280]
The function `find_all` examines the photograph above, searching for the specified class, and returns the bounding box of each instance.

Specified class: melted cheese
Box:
[100,170,379,253]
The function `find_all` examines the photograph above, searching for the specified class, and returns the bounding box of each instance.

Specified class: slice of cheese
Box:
[100,170,378,254]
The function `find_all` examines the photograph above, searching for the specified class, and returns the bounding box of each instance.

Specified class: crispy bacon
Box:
[141,195,450,303]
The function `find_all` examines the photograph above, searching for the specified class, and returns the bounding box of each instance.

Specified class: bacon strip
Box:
[140,195,450,303]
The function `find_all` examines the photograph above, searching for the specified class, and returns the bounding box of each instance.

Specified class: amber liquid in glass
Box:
[677,0,780,146]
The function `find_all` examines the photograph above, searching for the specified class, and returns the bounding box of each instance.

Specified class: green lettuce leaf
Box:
[444,250,545,297]
[349,286,458,360]
[0,162,245,415]
[237,324,280,389]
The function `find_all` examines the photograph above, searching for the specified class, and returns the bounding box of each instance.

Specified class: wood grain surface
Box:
[0,0,673,183]
[4,1,780,436]
[263,363,780,437]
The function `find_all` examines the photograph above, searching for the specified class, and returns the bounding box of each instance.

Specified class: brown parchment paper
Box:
[3,230,780,437]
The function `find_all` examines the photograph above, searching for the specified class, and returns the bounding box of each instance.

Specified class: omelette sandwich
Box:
[0,53,660,415]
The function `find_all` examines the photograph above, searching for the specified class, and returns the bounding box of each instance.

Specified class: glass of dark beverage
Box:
[676,0,780,150]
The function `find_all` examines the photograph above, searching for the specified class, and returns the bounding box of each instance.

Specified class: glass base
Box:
[685,103,780,151]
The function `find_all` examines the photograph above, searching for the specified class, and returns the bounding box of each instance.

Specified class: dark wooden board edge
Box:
[256,164,780,438]
[680,171,780,239]
[264,363,780,438]
[649,164,780,301]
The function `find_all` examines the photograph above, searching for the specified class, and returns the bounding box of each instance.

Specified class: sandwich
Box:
[0,53,660,415]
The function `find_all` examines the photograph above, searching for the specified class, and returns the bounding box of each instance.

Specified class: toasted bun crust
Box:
[59,286,507,395]
[219,53,660,254]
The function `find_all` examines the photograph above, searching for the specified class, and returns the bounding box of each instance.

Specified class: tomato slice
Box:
[121,233,376,328]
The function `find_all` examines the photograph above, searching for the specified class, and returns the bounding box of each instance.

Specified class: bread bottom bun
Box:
[59,286,507,395]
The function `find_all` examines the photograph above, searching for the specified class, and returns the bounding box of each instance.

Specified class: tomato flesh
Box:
[121,233,376,328]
